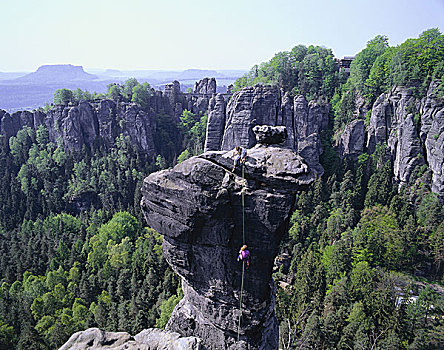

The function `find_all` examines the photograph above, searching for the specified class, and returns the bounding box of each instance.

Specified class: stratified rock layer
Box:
[141,145,315,350]
[59,327,202,350]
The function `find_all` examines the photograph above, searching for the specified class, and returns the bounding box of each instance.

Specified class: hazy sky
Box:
[1,0,443,72]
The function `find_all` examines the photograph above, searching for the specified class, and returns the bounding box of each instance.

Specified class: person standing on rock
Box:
[238,245,251,269]
[232,146,247,172]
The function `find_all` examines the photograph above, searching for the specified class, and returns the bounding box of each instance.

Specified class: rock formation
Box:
[205,84,329,176]
[194,78,216,94]
[338,119,365,160]
[337,81,443,196]
[59,327,202,350]
[420,81,444,197]
[204,94,226,151]
[366,83,443,193]
[140,126,316,349]
[0,78,223,157]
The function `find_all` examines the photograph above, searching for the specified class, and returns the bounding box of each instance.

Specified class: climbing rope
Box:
[237,164,246,342]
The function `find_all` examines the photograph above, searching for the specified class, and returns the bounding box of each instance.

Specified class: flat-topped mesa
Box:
[140,127,315,350]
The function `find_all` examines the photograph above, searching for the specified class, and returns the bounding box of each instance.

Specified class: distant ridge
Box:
[12,64,97,84]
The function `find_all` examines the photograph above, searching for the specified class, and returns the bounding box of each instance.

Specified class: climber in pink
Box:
[237,245,251,269]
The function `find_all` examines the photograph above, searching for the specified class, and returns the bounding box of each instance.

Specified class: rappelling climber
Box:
[237,245,251,269]
[232,146,247,172]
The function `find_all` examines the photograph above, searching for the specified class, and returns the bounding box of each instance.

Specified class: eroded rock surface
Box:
[206,84,329,176]
[366,83,444,194]
[140,141,315,349]
[253,125,287,145]
[420,81,444,197]
[194,78,216,94]
[338,119,365,160]
[59,327,202,350]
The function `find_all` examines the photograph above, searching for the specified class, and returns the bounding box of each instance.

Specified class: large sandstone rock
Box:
[339,119,365,160]
[207,84,329,176]
[293,95,329,175]
[221,85,281,150]
[140,145,315,350]
[59,327,202,350]
[420,81,444,197]
[194,78,216,94]
[366,83,444,193]
[204,94,226,151]
[252,125,287,145]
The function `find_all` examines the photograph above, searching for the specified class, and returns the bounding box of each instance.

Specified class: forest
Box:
[1,29,444,349]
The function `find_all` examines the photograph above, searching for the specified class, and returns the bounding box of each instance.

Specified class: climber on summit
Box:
[231,146,247,172]
[237,245,251,269]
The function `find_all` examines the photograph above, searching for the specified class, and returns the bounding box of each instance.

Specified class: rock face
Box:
[221,85,282,150]
[292,95,329,175]
[204,94,226,151]
[194,78,216,94]
[420,81,444,197]
[366,84,440,191]
[338,81,443,196]
[366,86,423,187]
[140,134,315,349]
[205,84,329,176]
[338,119,365,160]
[59,327,202,350]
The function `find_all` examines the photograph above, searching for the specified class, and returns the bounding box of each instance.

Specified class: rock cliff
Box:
[140,127,316,349]
[338,119,365,160]
[205,84,329,176]
[419,81,444,197]
[340,81,443,196]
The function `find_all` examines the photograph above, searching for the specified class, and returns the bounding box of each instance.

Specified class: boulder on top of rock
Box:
[253,125,287,145]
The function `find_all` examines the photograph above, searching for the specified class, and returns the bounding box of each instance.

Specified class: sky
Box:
[1,0,443,72]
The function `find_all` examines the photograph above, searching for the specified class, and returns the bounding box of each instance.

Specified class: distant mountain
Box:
[10,64,97,84]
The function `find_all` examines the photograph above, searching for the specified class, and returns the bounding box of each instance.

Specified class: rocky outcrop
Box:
[420,81,444,197]
[338,119,365,160]
[140,133,315,349]
[204,94,226,151]
[59,327,202,350]
[339,81,444,196]
[194,78,216,94]
[221,85,281,150]
[293,95,329,175]
[367,85,428,187]
[207,84,329,176]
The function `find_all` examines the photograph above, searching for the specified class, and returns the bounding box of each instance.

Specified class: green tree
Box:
[0,318,14,350]
[107,84,122,100]
[131,83,152,109]
[123,78,139,100]
[53,89,74,105]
